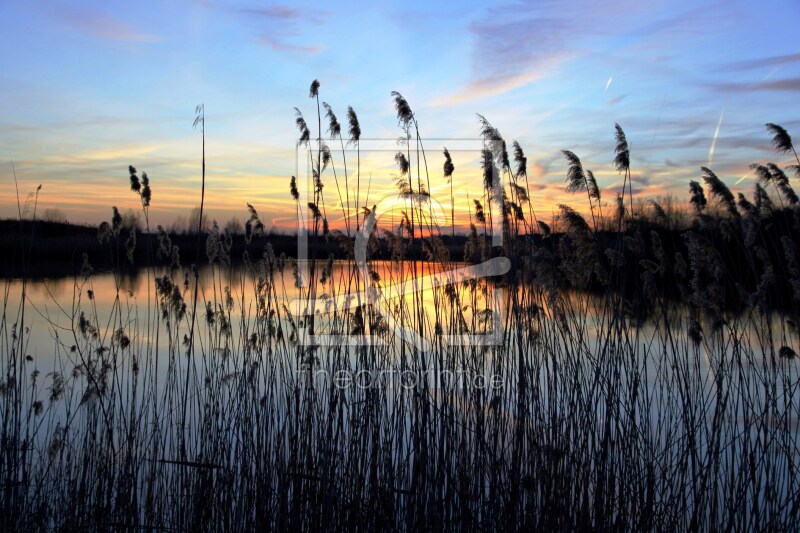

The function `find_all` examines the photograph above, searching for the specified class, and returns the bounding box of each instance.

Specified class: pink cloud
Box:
[57,9,161,43]
[259,36,323,55]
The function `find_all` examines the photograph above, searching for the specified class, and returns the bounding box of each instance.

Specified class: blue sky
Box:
[1,0,799,229]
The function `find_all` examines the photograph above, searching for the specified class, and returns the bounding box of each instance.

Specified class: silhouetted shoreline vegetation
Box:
[4,202,800,314]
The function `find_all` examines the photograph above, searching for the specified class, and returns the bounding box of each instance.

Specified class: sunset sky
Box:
[1,0,799,232]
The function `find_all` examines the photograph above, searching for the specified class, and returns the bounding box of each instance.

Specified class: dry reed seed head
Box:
[308,202,322,221]
[473,199,486,224]
[511,201,525,221]
[112,206,122,235]
[562,150,587,193]
[155,274,172,296]
[394,175,411,195]
[689,180,707,212]
[346,106,361,142]
[476,113,502,143]
[294,108,310,146]
[613,123,630,173]
[779,345,797,359]
[765,123,793,154]
[113,327,131,349]
[767,163,799,205]
[753,183,773,214]
[443,148,454,181]
[558,204,592,239]
[649,200,668,225]
[157,225,172,259]
[391,91,414,130]
[512,140,527,178]
[313,169,324,193]
[538,220,551,237]
[247,202,260,222]
[481,148,498,192]
[97,221,111,243]
[193,104,204,129]
[499,140,511,172]
[750,163,773,184]
[586,170,600,201]
[701,167,738,218]
[395,151,410,176]
[322,102,341,139]
[140,172,152,207]
[205,301,215,325]
[78,311,98,339]
[511,183,529,204]
[129,168,141,192]
[321,143,332,171]
[309,79,320,98]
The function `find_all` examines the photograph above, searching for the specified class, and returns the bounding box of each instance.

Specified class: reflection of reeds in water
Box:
[2,86,800,530]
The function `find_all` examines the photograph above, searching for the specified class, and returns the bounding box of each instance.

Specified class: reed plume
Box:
[322,102,341,138]
[443,148,455,237]
[767,163,799,205]
[765,122,794,154]
[753,183,773,214]
[294,108,310,146]
[562,150,587,194]
[614,123,633,219]
[689,180,707,213]
[346,106,360,143]
[613,124,630,173]
[309,79,320,98]
[443,148,454,181]
[562,150,598,229]
[391,91,414,131]
[700,167,738,218]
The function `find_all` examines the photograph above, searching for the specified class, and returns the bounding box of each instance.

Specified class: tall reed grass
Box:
[1,85,798,531]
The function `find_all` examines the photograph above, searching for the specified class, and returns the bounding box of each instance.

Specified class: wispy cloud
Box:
[432,53,574,105]
[432,0,657,105]
[442,0,594,104]
[259,36,323,54]
[240,5,303,20]
[717,53,800,72]
[234,3,324,55]
[55,9,161,43]
[709,78,800,93]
